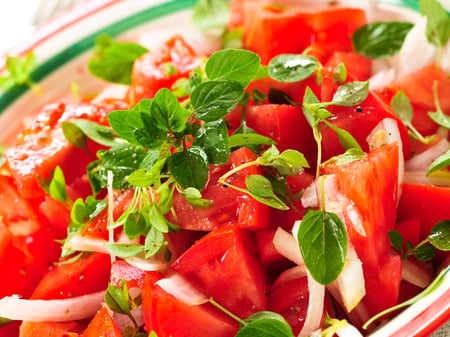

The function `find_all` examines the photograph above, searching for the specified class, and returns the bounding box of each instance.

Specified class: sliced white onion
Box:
[401,258,433,289]
[0,290,105,322]
[404,171,450,187]
[336,322,364,337]
[369,68,396,91]
[273,226,305,266]
[301,181,319,209]
[67,235,110,254]
[298,271,325,337]
[124,255,167,271]
[155,273,209,306]
[405,137,450,172]
[107,170,116,263]
[327,243,366,313]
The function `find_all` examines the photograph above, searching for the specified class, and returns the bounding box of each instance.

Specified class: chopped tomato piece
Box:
[19,321,84,337]
[142,272,238,337]
[128,35,202,102]
[110,260,146,289]
[4,102,115,199]
[325,51,372,81]
[322,142,402,316]
[394,217,421,251]
[376,63,450,136]
[31,252,111,299]
[171,224,269,319]
[81,306,122,337]
[168,147,271,231]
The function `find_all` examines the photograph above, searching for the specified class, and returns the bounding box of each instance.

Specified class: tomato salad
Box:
[0,0,449,336]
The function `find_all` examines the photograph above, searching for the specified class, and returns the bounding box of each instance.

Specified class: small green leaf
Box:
[419,0,450,47]
[322,120,362,151]
[61,121,89,152]
[332,63,347,85]
[428,220,450,251]
[88,34,148,84]
[0,52,38,91]
[205,49,261,88]
[297,210,347,285]
[145,226,165,258]
[429,110,450,129]
[124,211,147,240]
[150,204,170,233]
[168,146,209,190]
[330,148,367,166]
[194,119,230,165]
[413,244,436,261]
[106,243,145,258]
[151,88,189,133]
[191,80,244,121]
[229,133,276,148]
[236,311,295,337]
[353,22,414,59]
[268,54,318,83]
[73,119,123,147]
[105,284,130,315]
[389,230,404,252]
[180,187,213,209]
[391,90,413,126]
[427,149,450,175]
[107,109,146,145]
[245,175,289,210]
[332,81,369,107]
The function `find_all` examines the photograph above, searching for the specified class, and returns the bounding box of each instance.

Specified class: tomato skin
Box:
[128,35,202,102]
[171,224,269,319]
[168,147,271,231]
[319,69,411,161]
[394,218,421,251]
[397,183,450,241]
[322,142,402,316]
[81,306,122,337]
[110,260,146,289]
[325,51,372,81]
[19,321,85,337]
[31,252,111,299]
[4,102,114,199]
[376,63,450,136]
[142,272,239,337]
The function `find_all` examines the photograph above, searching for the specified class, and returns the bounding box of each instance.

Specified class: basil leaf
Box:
[353,22,414,59]
[332,81,369,107]
[206,49,261,88]
[413,244,436,261]
[192,0,229,31]
[245,175,289,210]
[388,230,404,252]
[88,34,148,84]
[427,149,450,175]
[269,54,318,83]
[236,311,295,337]
[229,133,276,148]
[297,210,347,285]
[428,220,450,251]
[73,119,123,147]
[419,0,450,47]
[151,88,189,133]
[168,146,209,190]
[194,119,230,165]
[61,121,88,152]
[191,80,244,121]
[106,243,145,258]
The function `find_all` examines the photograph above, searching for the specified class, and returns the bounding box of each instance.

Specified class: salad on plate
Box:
[0,0,449,336]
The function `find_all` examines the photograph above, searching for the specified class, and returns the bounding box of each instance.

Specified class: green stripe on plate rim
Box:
[374,0,420,12]
[0,0,196,115]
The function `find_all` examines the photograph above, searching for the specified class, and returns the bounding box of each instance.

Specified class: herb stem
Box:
[218,160,258,185]
[208,297,246,326]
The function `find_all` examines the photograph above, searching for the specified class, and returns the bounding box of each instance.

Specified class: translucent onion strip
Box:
[67,235,110,254]
[401,258,433,289]
[299,271,325,337]
[155,273,209,306]
[273,226,305,266]
[0,291,105,322]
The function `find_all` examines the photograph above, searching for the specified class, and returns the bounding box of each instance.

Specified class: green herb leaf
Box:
[61,121,89,152]
[192,0,229,31]
[245,175,289,210]
[191,80,244,121]
[329,148,367,166]
[332,63,347,85]
[205,49,261,88]
[322,119,362,151]
[236,311,295,337]
[88,34,148,85]
[168,146,209,190]
[419,0,450,47]
[259,147,309,176]
[223,28,244,49]
[149,203,170,233]
[145,226,165,258]
[428,220,450,251]
[106,243,145,258]
[353,22,414,59]
[413,243,436,261]
[180,187,213,209]
[73,119,123,147]
[107,109,147,145]
[151,88,189,133]
[332,81,369,107]
[389,230,404,253]
[229,133,276,148]
[391,90,413,125]
[427,149,450,175]
[297,210,347,285]
[0,52,38,91]
[105,283,130,315]
[194,119,230,165]
[268,54,318,83]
